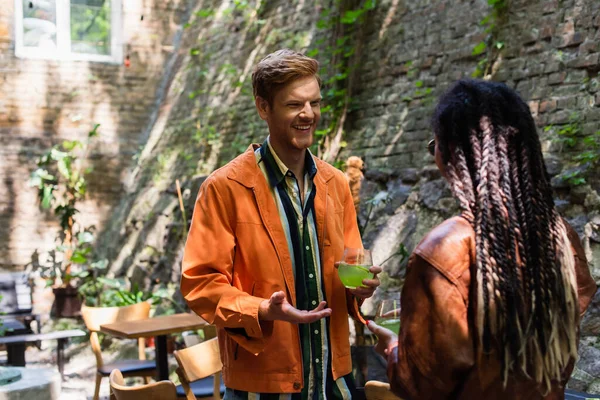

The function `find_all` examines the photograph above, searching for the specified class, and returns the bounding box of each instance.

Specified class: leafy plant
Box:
[308,0,377,163]
[28,124,100,287]
[545,113,600,186]
[471,0,509,78]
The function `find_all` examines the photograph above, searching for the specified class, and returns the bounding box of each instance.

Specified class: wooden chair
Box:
[109,369,177,400]
[81,303,157,400]
[364,381,403,400]
[174,336,225,400]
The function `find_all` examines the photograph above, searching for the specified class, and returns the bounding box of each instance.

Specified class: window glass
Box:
[70,0,111,55]
[22,0,57,49]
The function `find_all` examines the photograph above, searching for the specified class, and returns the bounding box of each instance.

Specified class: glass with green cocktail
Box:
[337,248,373,289]
[375,298,401,333]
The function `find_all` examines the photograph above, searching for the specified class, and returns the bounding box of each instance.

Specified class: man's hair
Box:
[433,79,578,394]
[252,49,321,105]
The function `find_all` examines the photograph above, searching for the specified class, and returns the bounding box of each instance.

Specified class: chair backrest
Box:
[0,272,32,314]
[81,302,151,332]
[109,369,177,400]
[364,381,403,400]
[81,302,152,368]
[174,337,222,400]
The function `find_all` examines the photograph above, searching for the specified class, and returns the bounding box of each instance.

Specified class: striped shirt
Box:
[222,138,356,400]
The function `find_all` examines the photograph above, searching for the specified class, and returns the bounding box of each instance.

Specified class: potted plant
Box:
[28,124,100,317]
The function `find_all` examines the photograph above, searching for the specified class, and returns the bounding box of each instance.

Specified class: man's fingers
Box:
[311,301,328,313]
[287,306,331,323]
[270,291,286,304]
[362,278,380,288]
[369,265,383,275]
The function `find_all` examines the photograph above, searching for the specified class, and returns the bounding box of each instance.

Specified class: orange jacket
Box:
[181,145,363,393]
[387,216,597,400]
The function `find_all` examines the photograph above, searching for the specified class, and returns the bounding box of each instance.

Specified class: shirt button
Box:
[314,329,319,334]
[312,300,317,305]
[293,382,301,390]
[305,245,310,250]
[315,358,320,364]
[309,273,314,278]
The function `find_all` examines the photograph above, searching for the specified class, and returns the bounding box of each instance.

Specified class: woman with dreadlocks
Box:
[368,79,597,399]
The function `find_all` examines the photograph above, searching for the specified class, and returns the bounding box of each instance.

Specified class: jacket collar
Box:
[227,144,334,187]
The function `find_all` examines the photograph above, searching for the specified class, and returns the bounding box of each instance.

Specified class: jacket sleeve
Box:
[340,175,366,322]
[387,253,474,399]
[180,176,271,355]
[564,221,597,317]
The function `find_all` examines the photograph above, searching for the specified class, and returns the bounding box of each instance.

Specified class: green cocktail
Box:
[337,263,373,289]
[375,317,400,333]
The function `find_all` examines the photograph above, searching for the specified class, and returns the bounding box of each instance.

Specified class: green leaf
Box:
[50,148,68,161]
[77,231,95,244]
[62,140,82,151]
[472,41,487,56]
[42,185,54,209]
[88,123,100,138]
[70,253,88,264]
[415,80,424,88]
[306,49,319,57]
[364,0,376,10]
[341,9,364,24]
[57,158,72,180]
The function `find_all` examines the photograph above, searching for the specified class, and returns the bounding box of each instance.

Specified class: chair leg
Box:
[93,373,102,400]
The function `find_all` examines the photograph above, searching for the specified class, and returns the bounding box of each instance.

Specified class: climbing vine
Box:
[307,0,377,166]
[472,0,509,78]
[545,112,600,186]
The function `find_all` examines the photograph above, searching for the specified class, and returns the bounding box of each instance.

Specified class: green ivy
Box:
[471,0,509,78]
[545,113,600,186]
[307,0,377,164]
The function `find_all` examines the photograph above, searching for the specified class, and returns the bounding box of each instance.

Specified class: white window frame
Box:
[14,0,122,63]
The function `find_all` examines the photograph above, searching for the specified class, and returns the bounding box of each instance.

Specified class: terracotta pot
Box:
[51,285,82,318]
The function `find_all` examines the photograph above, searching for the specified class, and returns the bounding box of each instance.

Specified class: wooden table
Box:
[0,329,86,380]
[100,313,207,381]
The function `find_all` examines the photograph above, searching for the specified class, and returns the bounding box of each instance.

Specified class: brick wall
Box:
[0,0,192,269]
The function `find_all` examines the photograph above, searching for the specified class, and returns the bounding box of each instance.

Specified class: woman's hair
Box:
[252,49,321,106]
[432,79,578,392]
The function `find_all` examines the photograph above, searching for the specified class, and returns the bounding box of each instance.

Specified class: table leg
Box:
[155,335,169,381]
[57,338,66,380]
[6,343,26,366]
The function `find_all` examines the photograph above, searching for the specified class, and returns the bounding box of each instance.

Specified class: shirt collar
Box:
[259,137,318,188]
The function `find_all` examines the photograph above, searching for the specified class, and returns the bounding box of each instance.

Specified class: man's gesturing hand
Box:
[258,291,332,323]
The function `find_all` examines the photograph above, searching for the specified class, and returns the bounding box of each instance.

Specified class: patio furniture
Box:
[81,303,157,400]
[0,272,40,334]
[364,381,402,400]
[0,329,86,379]
[174,336,225,400]
[100,312,207,382]
[109,369,177,400]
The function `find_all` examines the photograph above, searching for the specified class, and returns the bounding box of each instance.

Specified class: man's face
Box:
[256,76,321,153]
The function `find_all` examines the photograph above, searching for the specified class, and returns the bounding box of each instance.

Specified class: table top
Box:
[100,313,207,339]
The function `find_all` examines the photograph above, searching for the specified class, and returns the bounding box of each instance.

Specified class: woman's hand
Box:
[367,320,398,357]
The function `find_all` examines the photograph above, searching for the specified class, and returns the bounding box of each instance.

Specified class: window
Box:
[15,0,122,63]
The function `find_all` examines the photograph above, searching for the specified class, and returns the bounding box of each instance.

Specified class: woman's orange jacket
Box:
[181,145,363,393]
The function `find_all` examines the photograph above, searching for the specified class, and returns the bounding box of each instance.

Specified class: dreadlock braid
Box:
[432,79,579,395]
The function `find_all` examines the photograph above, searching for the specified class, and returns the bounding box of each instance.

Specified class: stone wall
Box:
[92,0,600,391]
[0,0,192,269]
